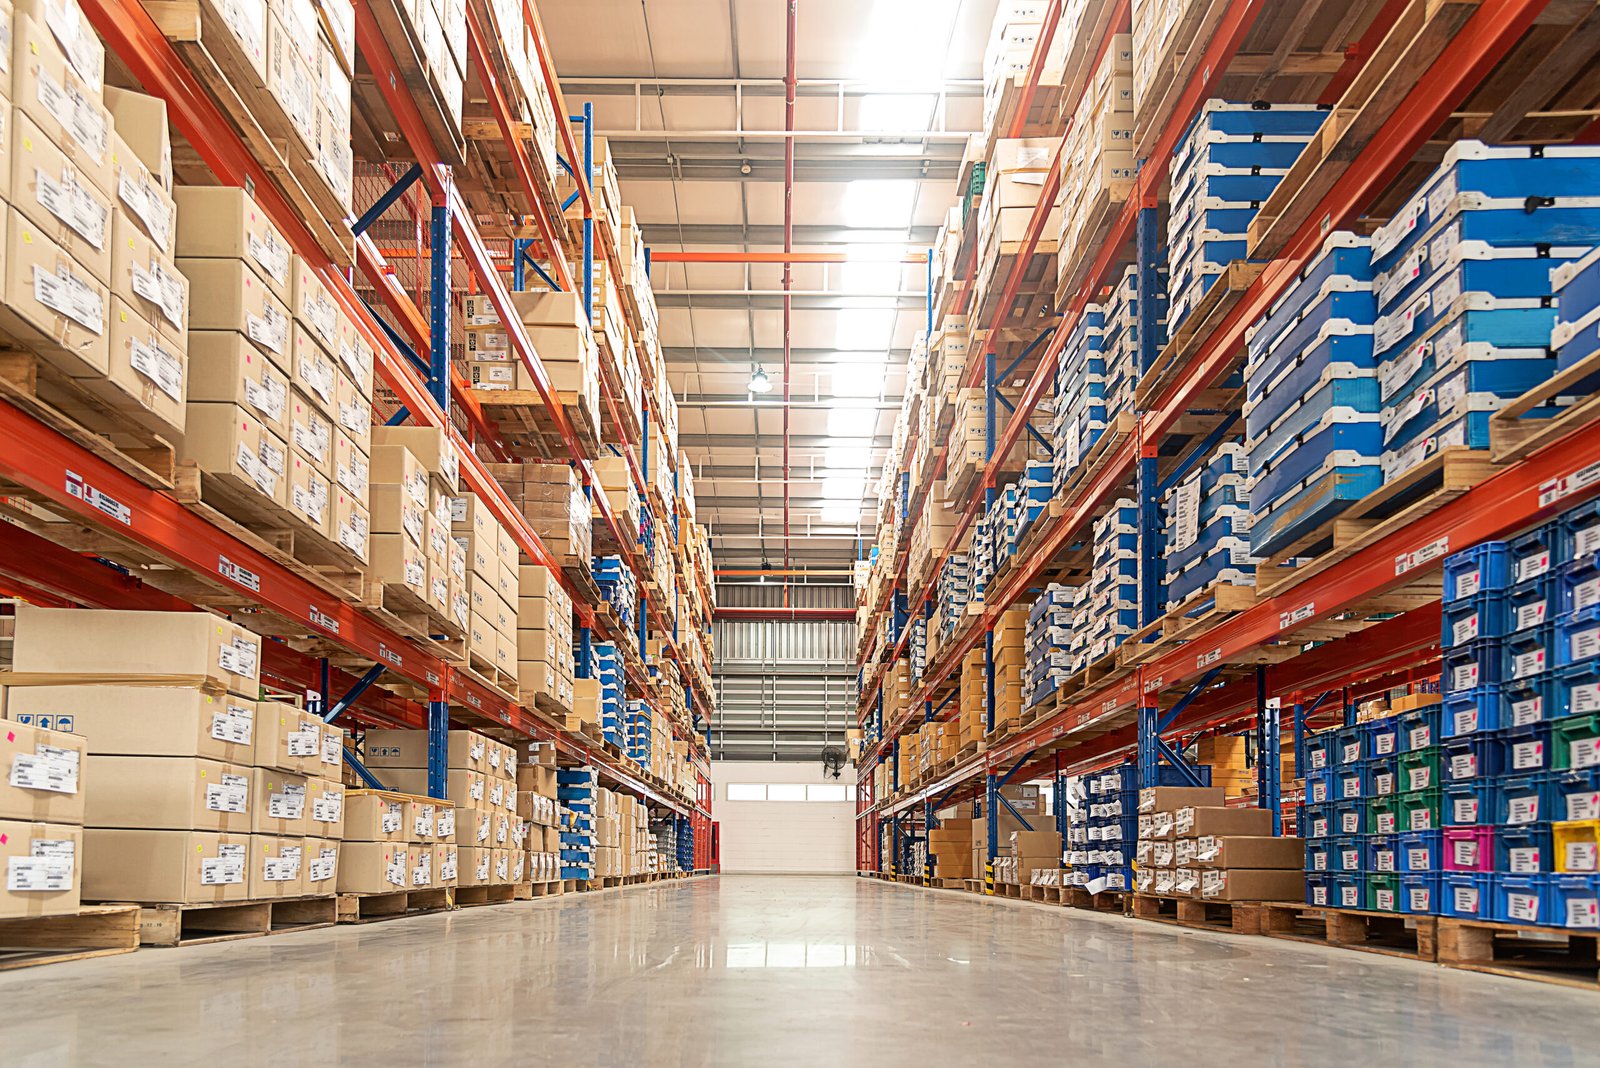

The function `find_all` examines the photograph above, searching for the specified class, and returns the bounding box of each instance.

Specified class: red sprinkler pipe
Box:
[782,0,797,608]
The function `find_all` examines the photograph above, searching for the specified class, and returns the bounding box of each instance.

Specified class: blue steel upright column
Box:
[1133,203,1161,794]
[426,193,452,801]
[1257,669,1281,833]
[983,344,998,876]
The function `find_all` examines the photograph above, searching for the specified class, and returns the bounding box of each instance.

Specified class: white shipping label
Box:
[1573,627,1600,662]
[494,856,508,880]
[1375,733,1396,756]
[1309,816,1328,837]
[1377,247,1426,307]
[1340,884,1360,908]
[437,809,455,839]
[1449,753,1477,779]
[1453,708,1479,735]
[415,804,435,838]
[118,169,172,251]
[1513,649,1546,679]
[1375,772,1395,796]
[1512,741,1544,771]
[312,791,343,823]
[1409,808,1433,831]
[1511,696,1544,726]
[1313,852,1328,871]
[439,856,457,881]
[1572,737,1600,769]
[7,838,75,892]
[1451,662,1480,691]
[1508,795,1539,824]
[1342,742,1362,764]
[286,727,319,757]
[10,744,81,794]
[1577,523,1600,558]
[1568,900,1600,928]
[1407,766,1431,791]
[1409,726,1432,750]
[1452,613,1480,646]
[488,782,504,807]
[128,337,184,403]
[247,230,290,286]
[1455,568,1482,599]
[1408,888,1431,913]
[470,780,484,802]
[412,860,431,886]
[211,703,255,744]
[1453,797,1481,824]
[33,264,105,333]
[1377,812,1397,834]
[475,855,490,881]
[1514,601,1547,631]
[309,850,337,882]
[1375,888,1395,912]
[218,636,259,679]
[207,773,250,813]
[1517,550,1552,582]
[1567,842,1599,873]
[1575,577,1600,613]
[1341,812,1359,834]
[1371,849,1391,873]
[1453,886,1480,914]
[269,784,306,820]
[247,306,288,354]
[1508,892,1540,923]
[1406,847,1432,872]
[470,737,486,762]
[35,69,108,163]
[1310,749,1327,769]
[380,805,402,834]
[321,733,342,766]
[263,855,297,881]
[35,166,108,248]
[385,854,408,888]
[1453,840,1479,867]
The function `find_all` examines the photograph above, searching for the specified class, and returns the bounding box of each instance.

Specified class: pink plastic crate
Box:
[1443,826,1495,872]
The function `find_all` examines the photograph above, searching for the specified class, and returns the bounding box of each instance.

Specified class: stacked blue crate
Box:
[1167,101,1327,337]
[972,513,995,603]
[651,817,680,874]
[937,554,972,640]
[1080,763,1138,891]
[556,766,597,880]
[1085,500,1139,663]
[625,698,650,766]
[593,641,624,746]
[909,616,926,684]
[1552,246,1600,373]
[1163,442,1253,608]
[678,818,695,873]
[1052,304,1108,492]
[1025,584,1080,709]
[1368,142,1600,481]
[1016,461,1054,545]
[594,555,638,630]
[1101,265,1164,427]
[1244,232,1379,559]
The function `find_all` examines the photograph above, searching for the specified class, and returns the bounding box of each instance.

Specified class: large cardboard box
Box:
[12,15,113,197]
[250,767,310,836]
[252,702,324,774]
[454,807,493,847]
[0,820,81,918]
[172,186,291,301]
[1175,806,1274,839]
[435,842,458,887]
[0,207,110,378]
[370,426,459,494]
[458,845,489,886]
[179,255,291,370]
[0,722,88,823]
[380,768,486,808]
[303,837,340,893]
[248,834,305,898]
[107,299,186,437]
[337,841,409,894]
[5,684,255,766]
[106,86,176,196]
[306,777,345,840]
[1194,836,1304,870]
[343,791,408,842]
[83,829,252,903]
[12,606,262,696]
[1199,867,1306,902]
[1009,830,1061,857]
[10,109,114,281]
[180,402,290,509]
[1138,786,1225,814]
[84,755,253,832]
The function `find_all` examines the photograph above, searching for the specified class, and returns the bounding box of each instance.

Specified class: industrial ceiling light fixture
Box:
[748,364,773,394]
[740,159,753,175]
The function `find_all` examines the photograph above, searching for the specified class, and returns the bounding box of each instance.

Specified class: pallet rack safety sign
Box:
[1279,603,1315,630]
[1540,459,1600,506]
[64,470,130,525]
[217,555,261,592]
[1395,536,1449,575]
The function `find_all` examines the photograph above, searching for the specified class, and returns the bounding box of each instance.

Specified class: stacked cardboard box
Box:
[0,4,191,443]
[361,727,517,886]
[1136,787,1297,900]
[449,487,520,679]
[0,716,88,919]
[370,426,467,636]
[1134,786,1224,896]
[339,788,460,892]
[490,461,593,574]
[515,742,560,883]
[9,607,354,905]
[958,784,1042,873]
[998,829,1062,885]
[1056,35,1134,295]
[517,563,575,711]
[557,135,622,240]
[927,817,976,880]
[977,137,1062,267]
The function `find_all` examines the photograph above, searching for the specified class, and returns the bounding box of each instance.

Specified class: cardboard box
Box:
[82,755,250,831]
[370,534,427,598]
[435,842,458,886]
[13,607,262,696]
[1199,867,1306,902]
[250,767,310,836]
[0,820,81,918]
[0,207,110,378]
[407,841,433,888]
[286,449,332,536]
[180,402,290,508]
[381,768,486,809]
[248,834,305,898]
[288,255,338,351]
[343,791,408,842]
[303,837,340,893]
[290,322,338,418]
[306,778,345,840]
[407,798,441,841]
[1138,786,1225,814]
[458,845,489,886]
[179,255,291,369]
[5,684,255,766]
[251,702,323,774]
[12,15,113,197]
[1194,836,1304,870]
[289,389,334,476]
[1009,830,1061,857]
[106,299,185,437]
[331,486,369,562]
[106,86,175,195]
[1175,806,1274,839]
[337,841,409,894]
[454,807,492,846]
[11,109,114,281]
[370,426,459,494]
[172,186,291,301]
[83,829,251,903]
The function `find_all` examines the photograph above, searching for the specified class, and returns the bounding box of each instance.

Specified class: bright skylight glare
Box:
[823,442,873,470]
[858,0,960,90]
[821,475,866,501]
[843,180,917,228]
[827,401,878,437]
[828,360,886,398]
[839,245,907,294]
[820,503,862,525]
[859,93,937,133]
[833,308,896,348]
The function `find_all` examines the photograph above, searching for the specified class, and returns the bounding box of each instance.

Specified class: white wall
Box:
[712,761,857,874]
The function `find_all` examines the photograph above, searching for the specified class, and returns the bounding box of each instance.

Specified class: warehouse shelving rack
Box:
[854,0,1600,880]
[0,0,714,866]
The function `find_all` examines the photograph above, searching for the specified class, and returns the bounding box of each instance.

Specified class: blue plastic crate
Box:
[1332,797,1366,836]
[1556,605,1600,668]
[1550,768,1600,822]
[1333,724,1365,767]
[1497,772,1557,826]
[1363,716,1402,759]
[1301,801,1332,839]
[1305,839,1332,873]
[1500,721,1554,775]
[1442,872,1493,919]
[1443,686,1501,737]
[1560,498,1600,562]
[1504,625,1556,682]
[1509,520,1564,585]
[1363,756,1399,799]
[1305,767,1335,805]
[1399,704,1443,752]
[1400,872,1441,915]
[1443,593,1509,648]
[1444,640,1502,692]
[1398,829,1442,873]
[1443,542,1512,603]
[1304,730,1336,773]
[1550,874,1600,928]
[1330,872,1364,910]
[1365,834,1397,875]
[1506,576,1557,635]
[1444,780,1496,826]
[1492,873,1551,925]
[1503,671,1557,727]
[1496,823,1553,874]
[1441,733,1502,782]
[1332,835,1364,873]
[1335,765,1365,802]
[1305,873,1332,907]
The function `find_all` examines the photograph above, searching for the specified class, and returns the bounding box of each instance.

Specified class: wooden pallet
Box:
[1131,893,1263,934]
[148,0,354,265]
[454,883,520,907]
[974,234,1061,342]
[1491,345,1600,464]
[136,896,337,946]
[1254,447,1496,599]
[1136,262,1267,410]
[1259,902,1437,961]
[335,888,451,923]
[1055,183,1133,303]
[0,905,141,971]
[0,347,177,490]
[468,387,602,461]
[1063,887,1131,913]
[1437,918,1600,990]
[562,878,594,893]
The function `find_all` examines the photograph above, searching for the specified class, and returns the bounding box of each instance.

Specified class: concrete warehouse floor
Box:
[0,876,1592,1065]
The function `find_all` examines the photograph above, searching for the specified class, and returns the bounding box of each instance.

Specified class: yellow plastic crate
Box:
[1553,820,1599,873]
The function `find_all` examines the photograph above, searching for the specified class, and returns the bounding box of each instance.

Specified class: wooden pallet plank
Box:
[0,905,141,971]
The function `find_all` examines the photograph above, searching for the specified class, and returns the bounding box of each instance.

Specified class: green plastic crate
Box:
[1398,788,1443,833]
[1553,712,1600,770]
[1367,795,1402,836]
[1366,873,1401,913]
[1398,746,1442,793]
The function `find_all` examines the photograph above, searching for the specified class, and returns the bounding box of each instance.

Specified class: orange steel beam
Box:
[651,251,930,264]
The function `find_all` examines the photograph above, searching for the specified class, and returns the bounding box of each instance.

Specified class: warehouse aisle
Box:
[0,876,1592,1065]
